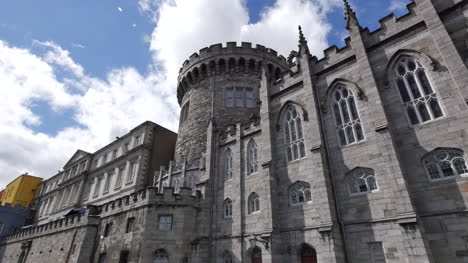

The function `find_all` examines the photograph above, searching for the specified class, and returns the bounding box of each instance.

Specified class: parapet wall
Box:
[176,42,288,104]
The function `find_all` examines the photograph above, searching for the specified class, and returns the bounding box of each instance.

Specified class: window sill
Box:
[428,174,468,183]
[287,156,307,164]
[290,201,313,207]
[248,211,260,215]
[349,189,379,197]
[340,139,366,149]
[409,115,449,130]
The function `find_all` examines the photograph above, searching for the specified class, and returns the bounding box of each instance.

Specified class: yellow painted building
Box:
[0,174,43,207]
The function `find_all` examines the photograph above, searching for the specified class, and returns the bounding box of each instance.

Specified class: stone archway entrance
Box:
[300,244,317,263]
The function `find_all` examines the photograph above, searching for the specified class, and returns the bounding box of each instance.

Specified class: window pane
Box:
[406,74,421,99]
[287,147,292,161]
[349,97,359,120]
[367,176,377,190]
[417,103,430,122]
[304,189,311,201]
[296,117,303,139]
[358,178,367,192]
[355,123,364,141]
[429,99,443,118]
[406,106,419,125]
[454,158,468,175]
[408,59,416,71]
[236,88,244,107]
[246,89,254,107]
[338,129,346,145]
[299,142,305,158]
[226,88,234,107]
[397,78,411,103]
[334,104,342,126]
[340,100,350,123]
[290,122,297,141]
[440,161,455,177]
[346,126,355,144]
[417,70,433,95]
[292,144,298,160]
[426,163,440,179]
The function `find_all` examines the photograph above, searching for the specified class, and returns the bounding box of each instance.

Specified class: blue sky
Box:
[0,0,411,186]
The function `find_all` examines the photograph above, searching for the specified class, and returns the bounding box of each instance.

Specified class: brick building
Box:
[1,0,468,262]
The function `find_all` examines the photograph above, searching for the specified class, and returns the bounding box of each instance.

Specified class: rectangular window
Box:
[127,161,137,183]
[369,242,386,263]
[226,88,234,107]
[246,88,254,108]
[124,143,129,154]
[125,217,135,233]
[72,166,78,176]
[62,188,71,208]
[103,171,113,193]
[112,150,118,160]
[93,176,103,197]
[135,136,141,147]
[103,153,108,164]
[93,159,98,169]
[80,161,87,172]
[83,181,93,201]
[115,166,124,189]
[64,170,70,181]
[103,222,113,237]
[158,215,173,231]
[236,87,244,107]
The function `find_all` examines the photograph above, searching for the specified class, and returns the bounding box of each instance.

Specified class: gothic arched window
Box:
[346,168,378,195]
[332,84,364,146]
[221,250,233,263]
[423,148,468,181]
[224,148,233,181]
[393,56,443,125]
[248,192,260,214]
[289,181,312,205]
[154,249,169,263]
[247,139,258,175]
[283,105,305,161]
[223,198,232,218]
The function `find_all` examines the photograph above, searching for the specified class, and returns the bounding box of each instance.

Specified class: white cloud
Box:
[0,0,340,189]
[389,0,409,12]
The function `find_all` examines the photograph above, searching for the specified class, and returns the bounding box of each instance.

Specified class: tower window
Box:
[248,192,260,214]
[247,139,258,175]
[223,198,232,218]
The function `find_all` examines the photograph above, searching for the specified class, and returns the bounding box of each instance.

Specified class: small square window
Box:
[125,217,135,233]
[158,215,172,231]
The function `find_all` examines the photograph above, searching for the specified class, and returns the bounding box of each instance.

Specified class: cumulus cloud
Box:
[0,0,341,188]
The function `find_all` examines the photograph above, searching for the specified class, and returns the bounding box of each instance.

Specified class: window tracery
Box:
[283,105,305,161]
[332,84,364,145]
[423,148,468,181]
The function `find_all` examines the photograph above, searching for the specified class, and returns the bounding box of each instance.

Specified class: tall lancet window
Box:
[224,148,233,181]
[332,84,364,146]
[283,105,305,161]
[393,56,443,125]
[247,139,258,175]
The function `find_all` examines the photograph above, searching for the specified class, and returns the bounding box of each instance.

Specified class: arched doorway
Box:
[251,246,262,263]
[300,244,317,263]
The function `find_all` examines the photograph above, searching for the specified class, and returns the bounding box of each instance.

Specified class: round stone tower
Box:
[174,41,288,166]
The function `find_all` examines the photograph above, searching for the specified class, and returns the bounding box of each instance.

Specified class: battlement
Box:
[98,187,202,217]
[176,42,288,104]
[219,116,261,145]
[1,208,96,244]
[311,1,418,71]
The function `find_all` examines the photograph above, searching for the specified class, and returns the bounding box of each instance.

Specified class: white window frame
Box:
[246,139,258,175]
[331,84,365,146]
[423,148,468,182]
[392,56,444,126]
[346,168,378,196]
[223,198,233,218]
[282,105,306,162]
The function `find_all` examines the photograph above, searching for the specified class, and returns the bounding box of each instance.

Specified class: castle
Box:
[1,0,468,262]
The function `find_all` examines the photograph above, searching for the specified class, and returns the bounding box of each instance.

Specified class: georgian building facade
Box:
[1,0,468,262]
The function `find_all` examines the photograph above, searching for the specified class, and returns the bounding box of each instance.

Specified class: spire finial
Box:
[298,25,307,45]
[343,0,360,30]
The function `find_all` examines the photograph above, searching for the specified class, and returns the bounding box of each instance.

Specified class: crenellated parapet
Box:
[176,42,288,104]
[219,115,261,145]
[1,208,97,244]
[98,187,202,218]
